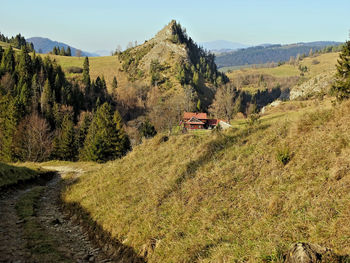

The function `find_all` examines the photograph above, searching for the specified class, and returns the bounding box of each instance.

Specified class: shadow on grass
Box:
[0,162,56,193]
[61,179,146,263]
[157,123,270,207]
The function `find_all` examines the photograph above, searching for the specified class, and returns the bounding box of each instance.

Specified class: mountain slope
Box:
[117,20,228,106]
[27,37,99,57]
[62,98,350,262]
[216,41,342,68]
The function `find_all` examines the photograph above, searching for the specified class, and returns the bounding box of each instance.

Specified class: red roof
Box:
[183,112,208,120]
[207,119,219,125]
[185,117,205,125]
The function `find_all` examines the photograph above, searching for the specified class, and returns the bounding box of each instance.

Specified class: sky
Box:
[1,0,349,53]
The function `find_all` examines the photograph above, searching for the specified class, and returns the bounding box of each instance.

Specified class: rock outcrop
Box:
[283,243,349,263]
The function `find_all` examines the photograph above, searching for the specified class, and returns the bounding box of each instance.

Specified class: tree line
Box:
[0,32,34,52]
[50,46,72,56]
[0,45,130,163]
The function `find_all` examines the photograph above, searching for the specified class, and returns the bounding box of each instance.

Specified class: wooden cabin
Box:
[182,112,230,130]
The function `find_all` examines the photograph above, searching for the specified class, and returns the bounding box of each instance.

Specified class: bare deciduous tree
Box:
[209,84,237,123]
[13,113,53,161]
[76,49,82,58]
[147,87,185,133]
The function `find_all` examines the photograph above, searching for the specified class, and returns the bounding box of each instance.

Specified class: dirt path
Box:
[0,166,112,263]
[0,188,31,262]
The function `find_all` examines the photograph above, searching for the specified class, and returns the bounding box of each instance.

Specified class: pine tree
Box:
[56,114,77,160]
[112,76,118,90]
[81,103,130,162]
[16,46,33,85]
[41,79,53,117]
[83,56,90,87]
[66,46,71,56]
[139,120,157,139]
[0,46,15,74]
[0,46,3,63]
[0,95,17,161]
[59,46,65,56]
[19,81,32,114]
[332,41,350,100]
[31,74,40,112]
[113,110,131,157]
[77,112,92,150]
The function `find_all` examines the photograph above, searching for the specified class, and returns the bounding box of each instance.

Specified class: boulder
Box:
[283,242,349,263]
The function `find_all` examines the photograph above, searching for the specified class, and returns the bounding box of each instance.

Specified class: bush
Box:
[248,113,261,126]
[66,66,83,74]
[276,146,291,165]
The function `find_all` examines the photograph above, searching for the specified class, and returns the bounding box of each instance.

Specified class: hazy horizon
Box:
[1,0,349,53]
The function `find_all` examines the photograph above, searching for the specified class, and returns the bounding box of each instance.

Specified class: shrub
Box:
[248,113,261,126]
[66,66,83,74]
[276,146,291,165]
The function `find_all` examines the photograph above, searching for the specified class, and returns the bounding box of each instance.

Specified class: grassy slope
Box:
[62,98,350,262]
[226,52,339,79]
[0,162,46,189]
[42,54,131,92]
[0,41,21,52]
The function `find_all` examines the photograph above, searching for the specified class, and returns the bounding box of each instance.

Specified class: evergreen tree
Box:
[0,46,15,74]
[83,56,90,87]
[31,74,40,112]
[0,46,3,63]
[77,112,92,150]
[139,120,157,139]
[332,41,350,100]
[66,46,72,56]
[113,110,131,157]
[41,79,53,117]
[0,95,17,161]
[19,81,32,114]
[59,46,65,56]
[56,114,77,160]
[112,76,118,89]
[81,103,130,162]
[16,45,33,85]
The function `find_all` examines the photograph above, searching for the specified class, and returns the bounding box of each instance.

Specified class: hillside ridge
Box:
[27,37,99,57]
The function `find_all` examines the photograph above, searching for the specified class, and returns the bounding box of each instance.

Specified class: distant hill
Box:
[215,41,342,68]
[199,40,249,53]
[27,37,99,57]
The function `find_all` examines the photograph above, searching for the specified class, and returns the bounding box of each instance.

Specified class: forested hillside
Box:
[0,45,130,163]
[216,42,342,68]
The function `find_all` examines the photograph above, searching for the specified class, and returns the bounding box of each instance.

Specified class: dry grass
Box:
[0,162,46,188]
[61,98,350,262]
[40,55,132,92]
[227,52,339,80]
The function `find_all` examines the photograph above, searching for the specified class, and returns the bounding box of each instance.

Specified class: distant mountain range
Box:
[27,37,99,57]
[215,41,342,68]
[199,40,249,53]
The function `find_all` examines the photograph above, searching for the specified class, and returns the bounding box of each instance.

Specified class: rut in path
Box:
[0,167,111,263]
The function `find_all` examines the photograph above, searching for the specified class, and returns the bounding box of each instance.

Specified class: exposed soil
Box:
[0,167,112,263]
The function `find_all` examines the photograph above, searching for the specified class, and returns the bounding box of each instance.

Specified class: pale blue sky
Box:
[1,0,349,52]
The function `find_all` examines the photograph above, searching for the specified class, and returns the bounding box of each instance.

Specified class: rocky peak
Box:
[153,20,178,43]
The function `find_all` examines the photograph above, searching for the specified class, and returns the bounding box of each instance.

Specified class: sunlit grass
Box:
[61,97,350,262]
